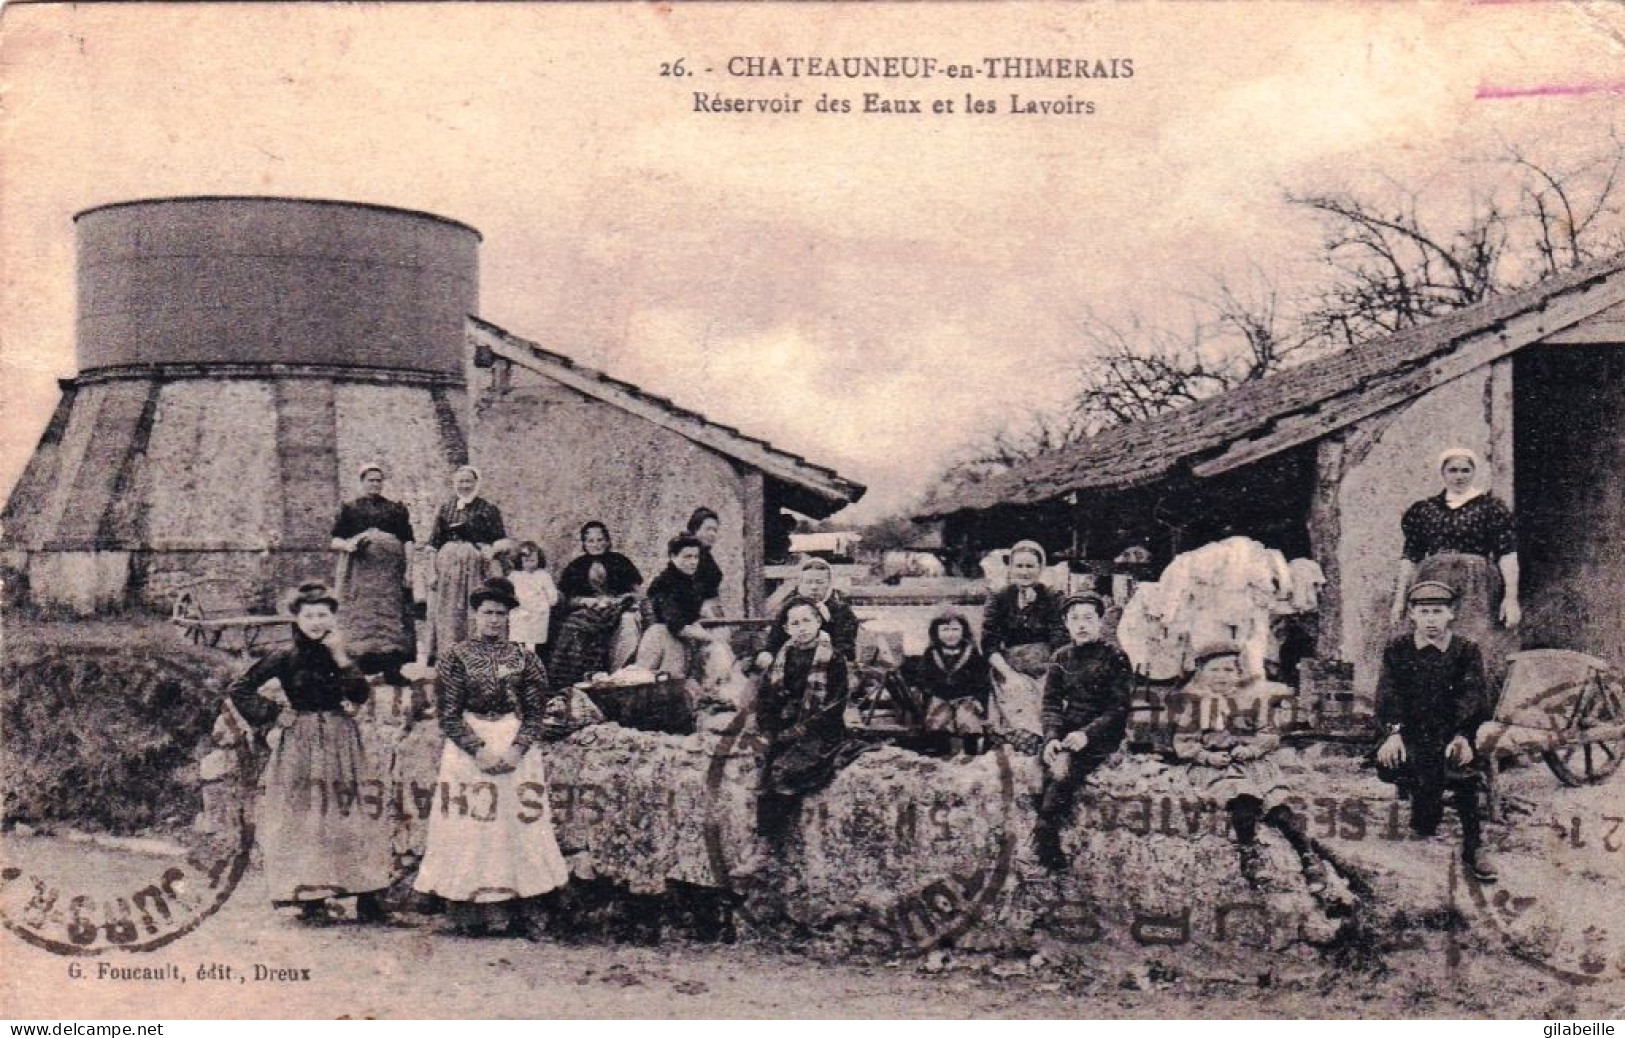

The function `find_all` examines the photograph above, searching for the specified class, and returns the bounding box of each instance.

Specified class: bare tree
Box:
[1504,132,1625,278]
[1291,134,1625,345]
[1068,266,1311,428]
[1288,180,1508,345]
[923,132,1625,508]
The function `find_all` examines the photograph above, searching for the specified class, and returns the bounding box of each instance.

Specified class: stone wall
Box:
[202,689,1368,967]
[11,377,464,615]
[470,376,750,612]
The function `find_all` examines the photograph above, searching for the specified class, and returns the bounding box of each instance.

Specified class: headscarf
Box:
[1436,447,1486,509]
[451,465,481,507]
[1008,540,1046,606]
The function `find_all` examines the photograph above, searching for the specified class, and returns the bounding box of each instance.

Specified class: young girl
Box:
[756,597,861,842]
[506,540,559,657]
[904,610,994,757]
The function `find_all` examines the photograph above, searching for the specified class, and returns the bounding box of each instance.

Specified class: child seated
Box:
[1034,592,1134,870]
[755,597,863,843]
[902,609,994,757]
[1172,642,1328,893]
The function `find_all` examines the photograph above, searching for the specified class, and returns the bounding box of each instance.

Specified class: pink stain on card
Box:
[1477,81,1625,100]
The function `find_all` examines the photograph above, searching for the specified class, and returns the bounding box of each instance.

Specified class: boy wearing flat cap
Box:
[1375,580,1496,883]
[1034,592,1133,870]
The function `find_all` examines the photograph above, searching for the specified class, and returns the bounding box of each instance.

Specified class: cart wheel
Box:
[1541,670,1625,786]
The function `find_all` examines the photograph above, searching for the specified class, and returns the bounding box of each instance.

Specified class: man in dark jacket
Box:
[1375,580,1497,883]
[1034,592,1134,870]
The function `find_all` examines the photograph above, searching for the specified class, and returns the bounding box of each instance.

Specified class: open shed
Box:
[919,258,1625,700]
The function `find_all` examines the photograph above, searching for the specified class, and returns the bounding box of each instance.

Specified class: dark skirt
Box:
[762,726,869,797]
[1413,552,1516,683]
[257,712,393,903]
[335,532,415,666]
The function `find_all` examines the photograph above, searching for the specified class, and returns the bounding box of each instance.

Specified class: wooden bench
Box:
[170,579,290,654]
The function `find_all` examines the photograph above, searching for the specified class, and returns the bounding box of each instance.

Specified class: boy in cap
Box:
[1033,592,1133,870]
[1173,641,1332,893]
[1375,580,1496,883]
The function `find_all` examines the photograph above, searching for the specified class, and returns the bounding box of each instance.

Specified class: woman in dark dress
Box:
[549,521,644,687]
[427,465,506,664]
[687,507,726,617]
[1390,447,1520,681]
[331,463,416,684]
[228,583,393,923]
[982,539,1066,737]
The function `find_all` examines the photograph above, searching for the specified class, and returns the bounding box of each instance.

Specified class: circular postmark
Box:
[699,696,1020,956]
[1462,662,1625,985]
[0,642,255,956]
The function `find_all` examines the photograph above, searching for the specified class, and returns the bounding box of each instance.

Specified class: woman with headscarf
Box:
[981,539,1067,738]
[414,577,570,938]
[228,583,394,923]
[1390,447,1520,681]
[687,506,726,618]
[331,462,417,685]
[427,465,506,665]
[548,521,644,688]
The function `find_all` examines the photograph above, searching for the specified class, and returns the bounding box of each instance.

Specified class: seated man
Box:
[1375,580,1497,883]
[1033,592,1133,871]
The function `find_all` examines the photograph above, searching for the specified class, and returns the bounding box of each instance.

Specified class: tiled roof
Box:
[467,316,866,517]
[918,257,1625,520]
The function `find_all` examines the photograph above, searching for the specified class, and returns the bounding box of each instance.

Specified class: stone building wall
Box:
[470,375,750,612]
[1326,362,1513,701]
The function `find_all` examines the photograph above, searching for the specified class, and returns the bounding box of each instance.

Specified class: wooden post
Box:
[741,469,766,616]
[1309,437,1345,660]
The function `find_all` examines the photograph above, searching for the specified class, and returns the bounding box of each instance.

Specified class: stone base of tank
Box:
[197,684,1387,968]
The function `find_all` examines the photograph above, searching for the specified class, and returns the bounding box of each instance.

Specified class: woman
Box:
[635,532,713,680]
[981,539,1066,737]
[228,583,393,923]
[687,507,726,618]
[331,463,416,685]
[414,577,570,938]
[427,466,506,665]
[549,521,644,688]
[903,609,993,757]
[756,597,864,844]
[1390,447,1520,680]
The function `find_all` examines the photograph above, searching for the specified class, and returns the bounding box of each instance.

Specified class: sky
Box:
[1,1,1621,520]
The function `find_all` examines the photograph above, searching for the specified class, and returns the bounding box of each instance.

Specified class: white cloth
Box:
[507,569,559,645]
[1287,558,1327,613]
[1120,537,1295,680]
[413,716,570,903]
